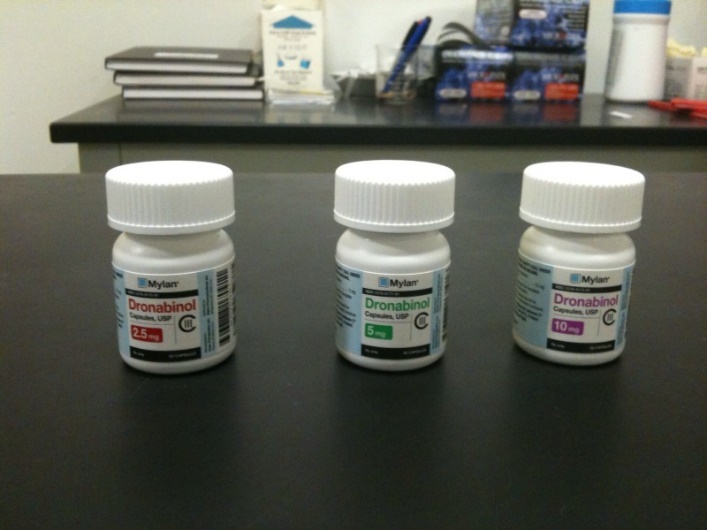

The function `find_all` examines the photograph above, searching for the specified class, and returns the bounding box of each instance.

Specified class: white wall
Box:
[1,0,705,174]
[0,0,261,174]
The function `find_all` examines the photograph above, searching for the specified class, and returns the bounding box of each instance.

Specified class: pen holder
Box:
[376,44,420,104]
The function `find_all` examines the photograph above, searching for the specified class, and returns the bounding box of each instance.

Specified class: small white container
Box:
[605,0,671,102]
[334,160,455,371]
[512,162,645,366]
[106,161,237,375]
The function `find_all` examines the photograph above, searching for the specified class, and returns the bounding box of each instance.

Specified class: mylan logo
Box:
[378,277,419,288]
[137,278,180,289]
[569,274,610,285]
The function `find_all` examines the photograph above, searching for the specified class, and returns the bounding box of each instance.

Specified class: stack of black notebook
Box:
[105,46,263,101]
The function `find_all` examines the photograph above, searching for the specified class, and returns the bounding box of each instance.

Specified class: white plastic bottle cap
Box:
[334,160,455,232]
[106,161,235,235]
[520,161,645,233]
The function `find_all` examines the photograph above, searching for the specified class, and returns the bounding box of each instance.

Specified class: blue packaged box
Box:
[474,0,590,50]
[510,51,585,101]
[434,46,585,102]
[435,46,514,101]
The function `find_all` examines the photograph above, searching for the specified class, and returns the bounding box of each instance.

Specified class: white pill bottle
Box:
[106,161,237,375]
[334,160,455,371]
[604,0,671,102]
[512,162,645,366]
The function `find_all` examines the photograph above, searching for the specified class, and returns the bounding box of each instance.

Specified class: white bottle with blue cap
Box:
[605,0,672,102]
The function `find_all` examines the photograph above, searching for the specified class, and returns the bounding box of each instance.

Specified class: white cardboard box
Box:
[664,56,707,100]
[261,7,324,93]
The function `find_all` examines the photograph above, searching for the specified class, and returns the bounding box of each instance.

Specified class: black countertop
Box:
[50,94,707,146]
[1,172,705,528]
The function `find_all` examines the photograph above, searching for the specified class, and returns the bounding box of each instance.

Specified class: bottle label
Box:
[113,259,236,363]
[513,252,633,354]
[335,262,449,360]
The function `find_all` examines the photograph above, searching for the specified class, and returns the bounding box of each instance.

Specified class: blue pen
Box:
[402,19,421,46]
[381,16,432,94]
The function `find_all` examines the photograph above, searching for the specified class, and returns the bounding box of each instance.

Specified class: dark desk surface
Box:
[50,94,707,146]
[1,172,705,528]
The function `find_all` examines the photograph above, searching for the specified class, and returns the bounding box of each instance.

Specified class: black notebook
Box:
[114,64,261,88]
[106,46,252,74]
[122,85,264,101]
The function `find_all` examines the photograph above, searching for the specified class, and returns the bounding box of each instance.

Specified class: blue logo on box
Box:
[138,277,148,288]
[570,274,581,284]
[273,16,313,30]
[378,278,389,288]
